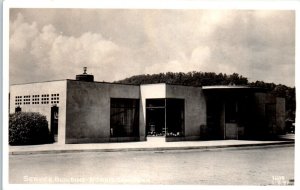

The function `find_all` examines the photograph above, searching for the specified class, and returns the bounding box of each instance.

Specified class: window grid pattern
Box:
[15,96,22,105]
[32,95,40,104]
[41,94,49,104]
[23,95,31,105]
[14,93,60,105]
[51,94,59,104]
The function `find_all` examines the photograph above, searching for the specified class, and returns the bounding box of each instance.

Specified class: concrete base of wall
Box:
[166,136,201,142]
[66,138,110,144]
[109,137,141,142]
[66,136,145,144]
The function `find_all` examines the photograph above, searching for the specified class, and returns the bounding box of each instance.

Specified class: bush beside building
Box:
[9,112,53,145]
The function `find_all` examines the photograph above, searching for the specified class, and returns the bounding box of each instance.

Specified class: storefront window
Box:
[110,98,139,137]
[146,98,184,137]
[166,99,184,137]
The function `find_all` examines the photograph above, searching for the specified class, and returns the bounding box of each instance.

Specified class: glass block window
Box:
[23,95,31,105]
[32,95,40,104]
[51,93,59,104]
[15,96,22,105]
[41,94,49,104]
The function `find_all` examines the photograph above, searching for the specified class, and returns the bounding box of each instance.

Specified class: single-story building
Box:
[9,69,285,144]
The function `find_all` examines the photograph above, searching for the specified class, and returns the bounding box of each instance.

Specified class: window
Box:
[51,93,59,104]
[166,99,185,137]
[145,98,185,137]
[14,94,59,105]
[146,99,165,108]
[41,94,49,104]
[15,96,22,105]
[23,95,30,105]
[110,98,139,137]
[32,95,40,104]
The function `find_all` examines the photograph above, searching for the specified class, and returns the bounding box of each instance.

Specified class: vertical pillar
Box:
[164,98,167,137]
[222,102,226,139]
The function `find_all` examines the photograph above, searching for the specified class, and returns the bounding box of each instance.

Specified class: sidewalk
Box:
[9,135,295,155]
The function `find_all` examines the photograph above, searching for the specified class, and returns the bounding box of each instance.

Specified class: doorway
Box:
[225,100,238,139]
[51,106,59,142]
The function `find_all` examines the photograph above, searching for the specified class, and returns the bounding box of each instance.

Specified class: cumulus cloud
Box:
[9,13,127,83]
[10,13,38,52]
[9,10,295,86]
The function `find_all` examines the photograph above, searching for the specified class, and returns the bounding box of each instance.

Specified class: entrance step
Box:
[146,137,166,144]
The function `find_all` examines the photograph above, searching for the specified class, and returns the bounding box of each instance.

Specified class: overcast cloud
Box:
[9,9,295,86]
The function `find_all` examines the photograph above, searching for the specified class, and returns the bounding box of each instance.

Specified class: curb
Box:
[9,141,294,155]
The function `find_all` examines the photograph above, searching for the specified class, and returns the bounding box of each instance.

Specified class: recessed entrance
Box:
[146,99,166,136]
[225,100,238,139]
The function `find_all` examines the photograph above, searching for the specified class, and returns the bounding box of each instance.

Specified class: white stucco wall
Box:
[9,80,67,144]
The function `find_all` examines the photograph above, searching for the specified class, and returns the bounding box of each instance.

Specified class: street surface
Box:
[9,145,294,185]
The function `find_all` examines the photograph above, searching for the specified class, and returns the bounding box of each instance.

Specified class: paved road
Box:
[9,145,294,185]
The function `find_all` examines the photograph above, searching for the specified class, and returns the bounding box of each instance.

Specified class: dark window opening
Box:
[110,98,139,137]
[166,99,185,137]
[146,99,165,108]
[15,107,21,113]
[146,98,185,137]
[146,108,165,136]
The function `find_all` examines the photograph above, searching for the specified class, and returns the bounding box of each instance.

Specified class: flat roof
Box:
[202,85,250,90]
[202,85,267,92]
[10,81,267,92]
[10,79,140,86]
[10,79,67,86]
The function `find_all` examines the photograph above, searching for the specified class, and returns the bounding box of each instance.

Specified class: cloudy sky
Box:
[9,9,295,86]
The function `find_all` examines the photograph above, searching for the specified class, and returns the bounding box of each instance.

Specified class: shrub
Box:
[9,112,53,145]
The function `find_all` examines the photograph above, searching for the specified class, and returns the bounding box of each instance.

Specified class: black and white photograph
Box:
[2,0,298,189]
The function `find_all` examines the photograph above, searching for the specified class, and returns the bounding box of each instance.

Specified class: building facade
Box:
[9,74,285,144]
